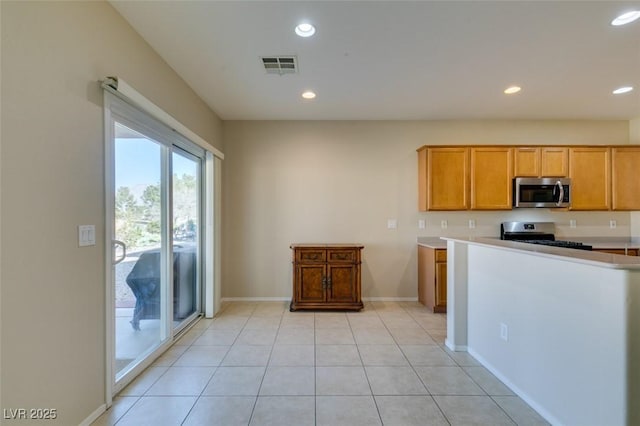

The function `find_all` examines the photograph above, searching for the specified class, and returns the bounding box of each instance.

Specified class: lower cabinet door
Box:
[297,264,326,303]
[326,264,356,303]
[435,262,447,308]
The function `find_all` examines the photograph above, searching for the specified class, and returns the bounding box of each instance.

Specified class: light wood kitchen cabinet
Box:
[513,147,540,177]
[290,244,364,311]
[593,248,639,256]
[541,147,569,177]
[470,147,513,209]
[418,147,469,211]
[611,147,640,211]
[514,147,568,177]
[418,246,447,313]
[569,147,610,210]
[417,144,633,212]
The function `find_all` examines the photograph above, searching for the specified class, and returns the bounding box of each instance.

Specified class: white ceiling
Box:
[111,1,640,121]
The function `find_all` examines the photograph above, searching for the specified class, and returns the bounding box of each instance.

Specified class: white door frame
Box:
[103,88,221,406]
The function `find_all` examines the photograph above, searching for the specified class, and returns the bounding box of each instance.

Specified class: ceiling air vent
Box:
[261,56,298,75]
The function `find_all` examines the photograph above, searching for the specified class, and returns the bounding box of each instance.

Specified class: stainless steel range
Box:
[500,221,592,251]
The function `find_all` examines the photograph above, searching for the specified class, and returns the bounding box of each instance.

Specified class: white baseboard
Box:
[221,297,418,302]
[221,297,289,302]
[467,347,557,426]
[79,404,106,426]
[363,297,418,302]
[445,338,467,352]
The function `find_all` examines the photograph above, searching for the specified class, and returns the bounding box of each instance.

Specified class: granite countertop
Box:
[441,237,640,270]
[562,237,640,250]
[418,236,640,250]
[416,237,448,249]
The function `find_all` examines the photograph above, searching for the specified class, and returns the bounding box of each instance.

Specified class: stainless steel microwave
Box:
[513,177,571,208]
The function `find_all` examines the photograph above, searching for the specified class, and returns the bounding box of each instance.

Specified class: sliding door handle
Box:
[113,240,127,265]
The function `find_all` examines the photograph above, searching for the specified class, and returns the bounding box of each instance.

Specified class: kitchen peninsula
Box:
[443,237,640,426]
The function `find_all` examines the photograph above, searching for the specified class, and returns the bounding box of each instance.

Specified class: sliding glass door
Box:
[113,122,169,381]
[171,148,201,332]
[106,93,206,393]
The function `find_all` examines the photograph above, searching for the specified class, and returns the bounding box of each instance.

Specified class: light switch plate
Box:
[468,219,476,229]
[418,219,426,229]
[79,225,96,247]
[441,220,448,229]
[387,219,397,229]
[569,219,576,228]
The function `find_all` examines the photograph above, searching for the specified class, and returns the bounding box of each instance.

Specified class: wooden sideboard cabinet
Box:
[290,244,364,311]
[417,246,447,313]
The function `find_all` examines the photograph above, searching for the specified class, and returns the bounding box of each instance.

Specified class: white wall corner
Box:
[628,118,640,238]
[631,117,640,144]
[631,212,640,238]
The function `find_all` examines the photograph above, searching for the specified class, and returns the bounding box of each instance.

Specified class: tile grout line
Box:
[246,303,283,425]
[351,304,385,425]
[397,302,453,426]
[180,315,244,425]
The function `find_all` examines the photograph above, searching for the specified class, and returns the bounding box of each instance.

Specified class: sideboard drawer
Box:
[327,249,357,263]
[297,249,326,263]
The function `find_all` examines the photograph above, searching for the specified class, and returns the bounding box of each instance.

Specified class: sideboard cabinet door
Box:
[290,244,363,311]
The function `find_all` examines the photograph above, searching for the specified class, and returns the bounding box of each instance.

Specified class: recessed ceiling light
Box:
[295,23,316,37]
[504,86,522,95]
[301,90,316,99]
[611,10,640,26]
[612,86,634,95]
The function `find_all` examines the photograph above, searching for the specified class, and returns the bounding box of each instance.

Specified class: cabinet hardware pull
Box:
[327,277,332,288]
[322,276,327,289]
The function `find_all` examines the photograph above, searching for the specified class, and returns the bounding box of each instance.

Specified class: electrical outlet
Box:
[441,220,448,229]
[387,219,397,229]
[500,323,509,342]
[610,220,617,229]
[569,219,576,228]
[468,219,476,229]
[418,219,426,229]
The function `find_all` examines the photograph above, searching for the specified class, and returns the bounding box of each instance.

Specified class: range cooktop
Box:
[501,221,593,251]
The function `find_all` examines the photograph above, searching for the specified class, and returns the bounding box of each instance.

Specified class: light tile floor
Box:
[92,301,550,426]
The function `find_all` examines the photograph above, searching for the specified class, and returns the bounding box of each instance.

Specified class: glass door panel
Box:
[113,122,169,381]
[172,150,201,331]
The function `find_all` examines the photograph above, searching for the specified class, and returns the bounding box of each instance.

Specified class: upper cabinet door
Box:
[470,147,513,210]
[418,147,469,211]
[540,147,568,177]
[569,147,610,210]
[611,147,640,211]
[514,147,568,177]
[513,147,540,177]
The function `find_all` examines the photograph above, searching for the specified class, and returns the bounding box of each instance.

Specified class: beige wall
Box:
[222,120,631,299]
[0,1,221,424]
